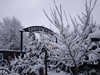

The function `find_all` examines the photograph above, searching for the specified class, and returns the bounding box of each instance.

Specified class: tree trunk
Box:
[68,46,78,75]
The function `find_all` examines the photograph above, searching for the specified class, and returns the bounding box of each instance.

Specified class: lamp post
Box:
[44,46,47,75]
[20,30,24,58]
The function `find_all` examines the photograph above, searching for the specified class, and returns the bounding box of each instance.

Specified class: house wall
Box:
[0,51,20,61]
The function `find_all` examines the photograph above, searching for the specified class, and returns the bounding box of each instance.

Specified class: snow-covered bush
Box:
[11,54,44,75]
[11,33,45,75]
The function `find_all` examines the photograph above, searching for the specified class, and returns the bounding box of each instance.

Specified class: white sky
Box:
[0,0,100,32]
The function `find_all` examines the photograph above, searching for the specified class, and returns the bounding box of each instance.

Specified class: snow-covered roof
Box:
[0,49,21,52]
[89,30,100,39]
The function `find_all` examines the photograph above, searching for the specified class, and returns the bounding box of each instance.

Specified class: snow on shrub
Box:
[11,33,45,75]
[11,48,44,75]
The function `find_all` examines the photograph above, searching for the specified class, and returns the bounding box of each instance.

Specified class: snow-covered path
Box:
[48,71,68,75]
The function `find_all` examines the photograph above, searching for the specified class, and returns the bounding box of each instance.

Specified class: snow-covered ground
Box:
[48,70,69,75]
[48,71,84,75]
[10,71,69,75]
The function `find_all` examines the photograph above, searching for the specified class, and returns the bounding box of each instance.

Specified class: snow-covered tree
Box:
[43,0,99,75]
[0,17,23,50]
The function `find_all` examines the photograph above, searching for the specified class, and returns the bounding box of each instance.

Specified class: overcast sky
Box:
[0,0,100,32]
